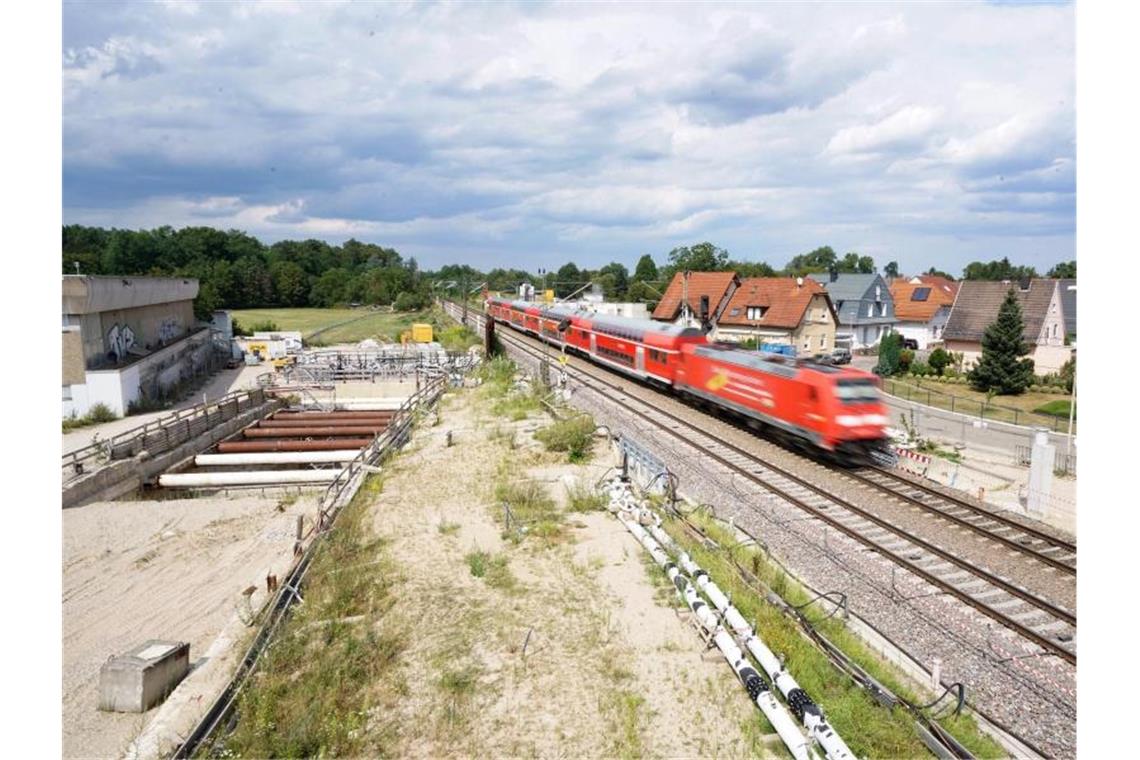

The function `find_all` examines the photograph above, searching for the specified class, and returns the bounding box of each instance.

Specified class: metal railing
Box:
[882,378,1075,433]
[62,388,269,485]
[171,373,447,759]
[1014,444,1077,476]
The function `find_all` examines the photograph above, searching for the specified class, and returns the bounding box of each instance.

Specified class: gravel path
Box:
[503,334,1076,758]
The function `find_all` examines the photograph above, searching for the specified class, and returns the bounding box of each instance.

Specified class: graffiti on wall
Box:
[158,317,181,344]
[106,323,136,362]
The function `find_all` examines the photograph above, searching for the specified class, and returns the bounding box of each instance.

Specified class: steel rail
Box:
[855,467,1076,558]
[487,317,1076,665]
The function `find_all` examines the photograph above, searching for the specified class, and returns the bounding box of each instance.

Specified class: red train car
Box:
[675,342,888,463]
[486,297,705,386]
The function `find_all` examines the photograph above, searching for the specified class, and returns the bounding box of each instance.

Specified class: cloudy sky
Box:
[62,1,1074,275]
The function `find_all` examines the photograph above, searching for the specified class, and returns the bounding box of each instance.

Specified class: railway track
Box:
[451,304,1077,665]
[845,467,1076,574]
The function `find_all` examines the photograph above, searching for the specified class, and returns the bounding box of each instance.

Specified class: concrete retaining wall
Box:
[62,400,280,509]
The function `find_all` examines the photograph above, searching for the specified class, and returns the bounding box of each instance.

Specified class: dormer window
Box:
[746,306,768,320]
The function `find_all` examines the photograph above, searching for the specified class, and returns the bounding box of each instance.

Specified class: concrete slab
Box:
[98,640,189,713]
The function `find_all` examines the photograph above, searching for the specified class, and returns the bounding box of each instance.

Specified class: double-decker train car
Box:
[675,342,888,462]
[485,296,889,465]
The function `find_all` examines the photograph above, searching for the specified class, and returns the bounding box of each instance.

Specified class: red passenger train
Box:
[485,297,890,465]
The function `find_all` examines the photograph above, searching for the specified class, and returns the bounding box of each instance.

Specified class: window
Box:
[63,385,72,401]
[880,302,888,317]
[835,379,880,404]
[819,334,825,349]
[746,306,768,320]
[875,286,881,300]
[867,303,873,317]
[730,308,740,316]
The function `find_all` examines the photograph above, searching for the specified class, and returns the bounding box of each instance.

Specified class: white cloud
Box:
[62,1,1075,274]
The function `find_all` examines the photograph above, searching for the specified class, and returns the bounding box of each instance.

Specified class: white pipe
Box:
[194,451,362,466]
[611,481,855,760]
[159,469,343,488]
[300,399,407,410]
[608,488,817,760]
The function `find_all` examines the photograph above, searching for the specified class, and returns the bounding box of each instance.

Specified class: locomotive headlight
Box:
[836,415,861,427]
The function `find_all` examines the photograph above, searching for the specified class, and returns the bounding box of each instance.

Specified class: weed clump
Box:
[62,403,119,432]
[475,357,546,420]
[494,478,563,544]
[566,481,607,512]
[464,550,516,590]
[535,414,597,462]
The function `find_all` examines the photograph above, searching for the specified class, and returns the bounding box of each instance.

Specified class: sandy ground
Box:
[362,389,770,757]
[62,491,313,759]
[62,365,267,455]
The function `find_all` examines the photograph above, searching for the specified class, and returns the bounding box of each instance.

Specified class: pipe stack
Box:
[607,479,856,760]
[606,480,820,760]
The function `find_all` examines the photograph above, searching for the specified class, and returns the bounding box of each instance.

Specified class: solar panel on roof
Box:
[911,287,931,302]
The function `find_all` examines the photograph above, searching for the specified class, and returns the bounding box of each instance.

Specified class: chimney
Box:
[829,266,838,283]
[1018,276,1031,291]
[699,295,710,321]
[796,276,804,288]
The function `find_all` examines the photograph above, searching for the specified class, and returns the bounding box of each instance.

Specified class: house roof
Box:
[890,278,957,322]
[806,272,880,301]
[806,272,896,325]
[651,271,739,321]
[1057,279,1076,336]
[942,279,1059,343]
[908,274,959,294]
[717,277,832,330]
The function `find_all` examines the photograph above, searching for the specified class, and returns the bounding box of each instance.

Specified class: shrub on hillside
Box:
[928,347,950,375]
[535,415,597,462]
[87,403,117,423]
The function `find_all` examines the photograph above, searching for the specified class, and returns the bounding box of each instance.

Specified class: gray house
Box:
[807,272,897,349]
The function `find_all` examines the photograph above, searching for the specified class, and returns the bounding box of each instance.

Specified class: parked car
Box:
[830,347,852,365]
[901,338,919,350]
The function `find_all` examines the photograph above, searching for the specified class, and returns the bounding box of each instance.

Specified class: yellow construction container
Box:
[411,323,433,343]
[543,289,555,303]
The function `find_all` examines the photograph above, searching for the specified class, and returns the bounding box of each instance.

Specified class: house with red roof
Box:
[714,277,839,354]
[889,276,959,349]
[651,271,740,327]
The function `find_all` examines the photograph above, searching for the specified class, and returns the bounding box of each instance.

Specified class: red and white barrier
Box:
[895,447,931,476]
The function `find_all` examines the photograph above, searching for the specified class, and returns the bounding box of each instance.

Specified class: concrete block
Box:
[98,640,190,713]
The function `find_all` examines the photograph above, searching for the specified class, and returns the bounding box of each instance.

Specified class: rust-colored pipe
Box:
[217,439,374,453]
[257,418,389,428]
[244,426,386,438]
[272,411,395,421]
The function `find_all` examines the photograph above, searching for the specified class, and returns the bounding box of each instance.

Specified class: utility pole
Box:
[681,270,691,327]
[461,273,469,325]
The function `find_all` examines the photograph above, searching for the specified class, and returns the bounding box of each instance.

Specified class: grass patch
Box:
[464,550,517,591]
[664,509,1005,759]
[438,520,461,536]
[475,356,547,420]
[215,476,407,758]
[604,690,648,760]
[1034,399,1075,419]
[493,475,564,545]
[535,414,597,462]
[566,481,607,513]
[61,402,117,432]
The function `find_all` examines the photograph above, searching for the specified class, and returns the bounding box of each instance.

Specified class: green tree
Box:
[838,252,875,273]
[270,260,310,307]
[555,262,584,297]
[1047,261,1076,278]
[924,267,956,281]
[784,246,837,276]
[729,260,778,277]
[928,347,950,375]
[666,242,729,273]
[968,289,1036,394]
[875,332,902,376]
[310,268,354,307]
[596,262,630,299]
[962,257,1037,282]
[633,254,658,282]
[884,261,899,278]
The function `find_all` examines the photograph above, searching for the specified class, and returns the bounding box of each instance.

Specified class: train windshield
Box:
[835,379,879,404]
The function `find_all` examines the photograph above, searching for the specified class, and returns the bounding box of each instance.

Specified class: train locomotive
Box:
[485,297,891,466]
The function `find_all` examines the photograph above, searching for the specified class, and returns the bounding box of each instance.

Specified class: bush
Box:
[394,291,429,311]
[909,361,930,377]
[87,403,117,423]
[535,414,597,462]
[898,349,914,374]
[248,319,279,333]
[943,367,960,380]
[928,347,950,375]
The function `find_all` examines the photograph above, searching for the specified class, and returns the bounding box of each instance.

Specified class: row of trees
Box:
[63,226,1077,319]
[63,225,433,318]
